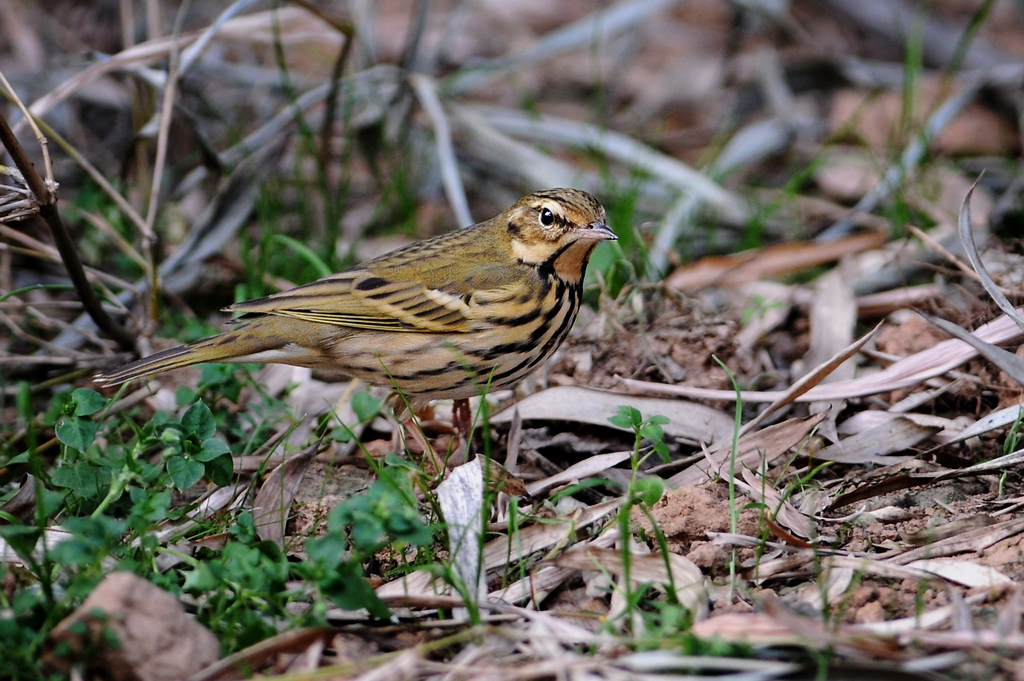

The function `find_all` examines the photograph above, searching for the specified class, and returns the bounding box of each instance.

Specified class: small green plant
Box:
[1004,406,1024,455]
[182,513,297,652]
[303,461,433,618]
[609,406,671,470]
[326,389,383,443]
[712,356,743,593]
[43,391,234,521]
[609,404,670,516]
[605,405,683,634]
[0,369,447,675]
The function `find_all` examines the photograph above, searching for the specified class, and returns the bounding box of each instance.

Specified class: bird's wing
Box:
[228,270,474,333]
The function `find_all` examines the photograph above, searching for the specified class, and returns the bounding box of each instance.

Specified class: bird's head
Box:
[504,188,616,281]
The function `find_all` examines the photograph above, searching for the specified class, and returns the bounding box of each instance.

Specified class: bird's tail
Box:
[94,324,273,386]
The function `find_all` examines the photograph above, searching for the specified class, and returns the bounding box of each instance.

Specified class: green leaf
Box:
[271,234,333,279]
[352,391,382,423]
[387,510,433,546]
[196,438,231,462]
[51,516,127,568]
[230,511,258,543]
[167,456,204,491]
[329,427,353,443]
[639,422,665,443]
[0,283,75,304]
[203,454,234,488]
[71,388,106,416]
[348,512,386,553]
[175,385,197,408]
[56,416,97,451]
[3,452,30,467]
[158,425,184,448]
[653,442,671,464]
[181,401,215,440]
[321,561,391,618]
[609,405,642,430]
[51,461,109,499]
[183,562,219,592]
[0,525,42,563]
[306,533,347,566]
[634,477,664,506]
[12,585,45,615]
[38,488,66,518]
[42,390,75,426]
[330,479,431,552]
[199,365,243,402]
[128,488,171,525]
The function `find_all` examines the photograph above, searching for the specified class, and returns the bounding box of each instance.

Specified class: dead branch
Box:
[0,108,136,352]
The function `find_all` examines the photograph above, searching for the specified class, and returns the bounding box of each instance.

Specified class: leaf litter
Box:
[3,1,1024,680]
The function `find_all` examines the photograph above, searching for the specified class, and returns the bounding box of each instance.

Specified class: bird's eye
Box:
[540,208,555,226]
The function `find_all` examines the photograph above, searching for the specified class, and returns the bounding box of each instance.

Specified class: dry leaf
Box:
[829,83,1016,156]
[44,572,219,681]
[797,557,854,610]
[799,269,857,385]
[190,628,332,681]
[904,558,1015,589]
[493,385,734,445]
[526,450,632,497]
[436,458,487,610]
[669,414,826,487]
[253,442,319,546]
[666,232,886,290]
[737,468,814,539]
[377,500,622,601]
[812,415,940,465]
[892,517,1024,566]
[815,148,882,201]
[829,449,1024,511]
[689,612,798,646]
[490,530,620,606]
[553,546,706,610]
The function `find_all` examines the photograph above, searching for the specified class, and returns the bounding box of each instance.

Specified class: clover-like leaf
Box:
[196,438,230,462]
[167,456,204,491]
[71,388,106,416]
[56,416,97,452]
[181,400,216,440]
[352,391,383,423]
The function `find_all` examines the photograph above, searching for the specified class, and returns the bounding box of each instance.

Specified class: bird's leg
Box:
[389,417,404,454]
[387,396,441,469]
[453,398,473,446]
[387,403,445,475]
[387,416,445,474]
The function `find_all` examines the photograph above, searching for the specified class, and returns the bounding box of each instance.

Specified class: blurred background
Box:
[3,0,1022,370]
[0,0,1019,387]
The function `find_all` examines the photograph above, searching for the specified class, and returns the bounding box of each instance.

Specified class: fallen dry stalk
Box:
[0,106,135,351]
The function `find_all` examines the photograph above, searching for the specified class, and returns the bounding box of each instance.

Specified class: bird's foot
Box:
[453,398,473,444]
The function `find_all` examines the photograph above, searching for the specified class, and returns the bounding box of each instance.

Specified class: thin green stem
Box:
[713,356,742,600]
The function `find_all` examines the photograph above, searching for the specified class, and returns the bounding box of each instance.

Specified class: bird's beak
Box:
[579,221,618,241]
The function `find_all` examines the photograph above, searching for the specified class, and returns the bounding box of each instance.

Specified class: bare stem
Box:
[0,108,136,352]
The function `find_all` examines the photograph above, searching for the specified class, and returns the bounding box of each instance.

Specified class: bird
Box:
[95,188,616,413]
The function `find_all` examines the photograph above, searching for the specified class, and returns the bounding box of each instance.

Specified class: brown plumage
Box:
[95,189,615,405]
